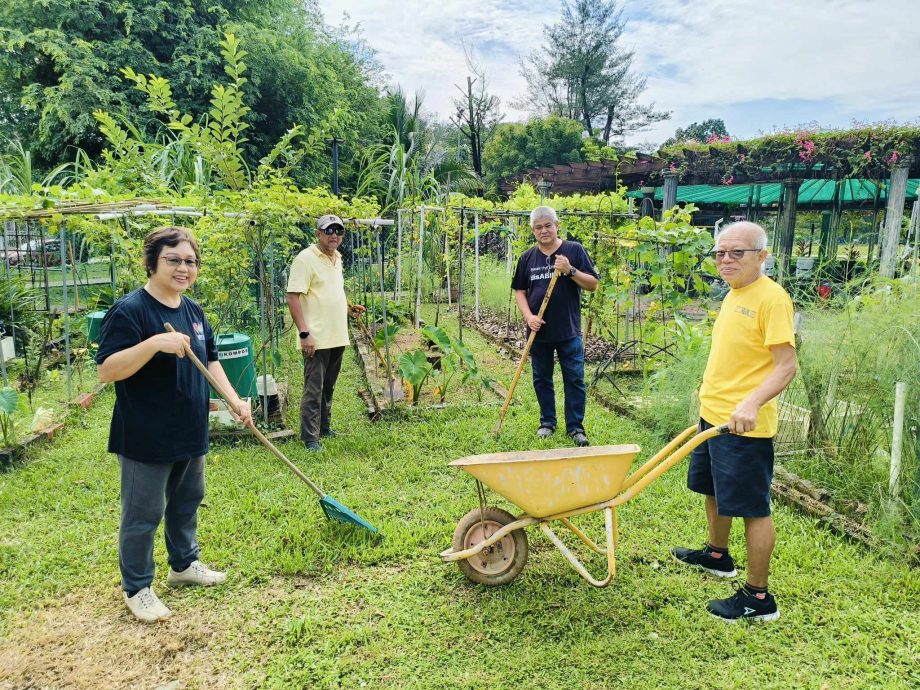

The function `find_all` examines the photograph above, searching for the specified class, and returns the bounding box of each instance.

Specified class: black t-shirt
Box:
[511,240,599,343]
[96,288,219,463]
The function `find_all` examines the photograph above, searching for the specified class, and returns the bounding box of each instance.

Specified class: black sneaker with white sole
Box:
[707,586,780,623]
[670,544,738,577]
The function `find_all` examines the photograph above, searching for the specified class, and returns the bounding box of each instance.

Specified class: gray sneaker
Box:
[537,425,555,438]
[570,430,590,447]
[124,587,172,623]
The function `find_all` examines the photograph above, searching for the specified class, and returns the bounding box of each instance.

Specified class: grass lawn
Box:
[0,311,918,689]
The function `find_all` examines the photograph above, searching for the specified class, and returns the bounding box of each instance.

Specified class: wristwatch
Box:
[568,266,577,277]
[299,331,310,339]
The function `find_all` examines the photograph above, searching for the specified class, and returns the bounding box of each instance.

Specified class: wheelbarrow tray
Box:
[450,444,640,518]
[443,425,730,588]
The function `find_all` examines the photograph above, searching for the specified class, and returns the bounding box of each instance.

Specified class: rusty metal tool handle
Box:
[493,269,561,436]
[164,322,325,498]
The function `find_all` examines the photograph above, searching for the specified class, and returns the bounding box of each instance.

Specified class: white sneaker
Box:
[166,560,227,588]
[124,587,172,623]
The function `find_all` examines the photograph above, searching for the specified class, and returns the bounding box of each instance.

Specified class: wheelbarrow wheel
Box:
[452,506,528,586]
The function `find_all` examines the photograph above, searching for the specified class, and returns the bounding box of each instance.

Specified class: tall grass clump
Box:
[640,316,712,437]
[790,278,920,547]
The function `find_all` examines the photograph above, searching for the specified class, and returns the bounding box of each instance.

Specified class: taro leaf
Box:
[452,338,478,373]
[421,325,453,356]
[398,350,433,389]
[373,322,400,349]
[0,387,18,415]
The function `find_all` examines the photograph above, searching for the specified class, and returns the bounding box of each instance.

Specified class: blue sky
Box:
[317,0,920,147]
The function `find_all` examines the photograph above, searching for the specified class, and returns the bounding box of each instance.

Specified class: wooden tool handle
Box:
[494,269,561,435]
[164,322,325,498]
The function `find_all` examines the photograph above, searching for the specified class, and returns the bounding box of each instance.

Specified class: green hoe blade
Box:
[320,494,379,534]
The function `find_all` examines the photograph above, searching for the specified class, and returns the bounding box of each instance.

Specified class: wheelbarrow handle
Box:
[616,424,729,502]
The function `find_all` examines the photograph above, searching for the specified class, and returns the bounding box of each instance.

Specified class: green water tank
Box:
[86,310,108,343]
[213,333,257,400]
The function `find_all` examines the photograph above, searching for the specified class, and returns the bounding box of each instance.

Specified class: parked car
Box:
[7,238,62,266]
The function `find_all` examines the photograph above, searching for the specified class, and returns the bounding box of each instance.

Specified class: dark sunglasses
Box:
[321,226,346,236]
[714,248,761,261]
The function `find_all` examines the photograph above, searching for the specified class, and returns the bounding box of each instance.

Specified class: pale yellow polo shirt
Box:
[286,244,349,349]
[699,275,795,438]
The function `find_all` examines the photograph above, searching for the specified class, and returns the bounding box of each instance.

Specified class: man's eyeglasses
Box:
[321,226,346,236]
[714,249,762,261]
[160,255,200,268]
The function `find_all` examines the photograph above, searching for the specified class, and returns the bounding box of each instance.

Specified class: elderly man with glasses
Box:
[671,221,797,623]
[511,206,599,446]
[286,214,363,451]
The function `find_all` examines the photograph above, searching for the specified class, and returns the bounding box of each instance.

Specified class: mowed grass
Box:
[0,311,918,689]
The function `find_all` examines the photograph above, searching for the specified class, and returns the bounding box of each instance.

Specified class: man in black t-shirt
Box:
[511,207,599,446]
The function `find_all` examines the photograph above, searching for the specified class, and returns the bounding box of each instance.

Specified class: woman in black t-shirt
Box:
[97,226,252,623]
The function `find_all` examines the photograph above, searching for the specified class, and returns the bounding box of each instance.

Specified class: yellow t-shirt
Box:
[699,275,795,438]
[286,245,349,349]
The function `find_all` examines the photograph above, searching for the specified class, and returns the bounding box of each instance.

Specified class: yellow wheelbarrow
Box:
[440,424,728,587]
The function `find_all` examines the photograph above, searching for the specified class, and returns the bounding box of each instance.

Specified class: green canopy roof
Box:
[628,179,919,207]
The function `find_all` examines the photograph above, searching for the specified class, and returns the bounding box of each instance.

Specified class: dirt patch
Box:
[0,588,263,690]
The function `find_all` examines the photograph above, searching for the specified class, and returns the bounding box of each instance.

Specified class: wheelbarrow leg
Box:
[605,507,617,581]
[540,507,618,588]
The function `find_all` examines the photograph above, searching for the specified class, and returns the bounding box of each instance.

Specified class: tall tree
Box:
[661,119,730,147]
[0,0,384,184]
[481,115,584,192]
[517,0,669,144]
[450,45,502,177]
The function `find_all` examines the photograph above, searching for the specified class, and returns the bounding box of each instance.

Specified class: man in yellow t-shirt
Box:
[672,221,797,623]
[286,215,363,451]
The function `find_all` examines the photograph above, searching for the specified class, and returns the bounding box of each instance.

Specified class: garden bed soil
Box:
[352,320,506,411]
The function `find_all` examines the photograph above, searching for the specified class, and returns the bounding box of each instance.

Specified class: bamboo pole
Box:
[415,207,425,328]
[889,381,907,497]
[474,210,480,322]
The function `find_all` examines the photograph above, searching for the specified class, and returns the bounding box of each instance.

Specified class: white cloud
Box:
[318,0,559,121]
[318,0,920,146]
[623,0,920,142]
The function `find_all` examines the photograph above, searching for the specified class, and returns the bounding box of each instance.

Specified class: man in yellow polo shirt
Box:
[286,215,362,451]
[671,221,797,623]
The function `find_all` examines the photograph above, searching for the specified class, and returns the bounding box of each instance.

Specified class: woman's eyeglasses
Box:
[321,226,346,236]
[160,255,201,268]
[714,249,761,261]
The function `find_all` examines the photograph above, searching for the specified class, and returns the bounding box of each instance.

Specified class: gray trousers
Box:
[300,346,345,443]
[118,455,204,593]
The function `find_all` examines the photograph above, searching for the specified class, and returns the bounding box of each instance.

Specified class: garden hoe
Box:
[493,268,561,437]
[349,303,404,402]
[164,323,379,534]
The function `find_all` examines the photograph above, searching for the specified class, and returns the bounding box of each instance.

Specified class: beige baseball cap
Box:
[317,214,345,231]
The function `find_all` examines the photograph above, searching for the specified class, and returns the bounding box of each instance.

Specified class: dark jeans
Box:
[118,455,204,593]
[530,335,586,434]
[301,346,345,442]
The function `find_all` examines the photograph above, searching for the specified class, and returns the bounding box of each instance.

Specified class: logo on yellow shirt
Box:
[734,306,756,318]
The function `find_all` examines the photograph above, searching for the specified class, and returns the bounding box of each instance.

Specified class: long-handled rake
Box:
[165,323,379,534]
[493,269,561,436]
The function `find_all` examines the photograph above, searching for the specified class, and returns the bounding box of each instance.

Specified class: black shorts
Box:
[687,418,774,517]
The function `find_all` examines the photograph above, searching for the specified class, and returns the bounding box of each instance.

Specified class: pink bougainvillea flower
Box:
[724,175,734,185]
[888,151,900,165]
[739,154,746,162]
[669,163,677,172]
[863,151,872,161]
